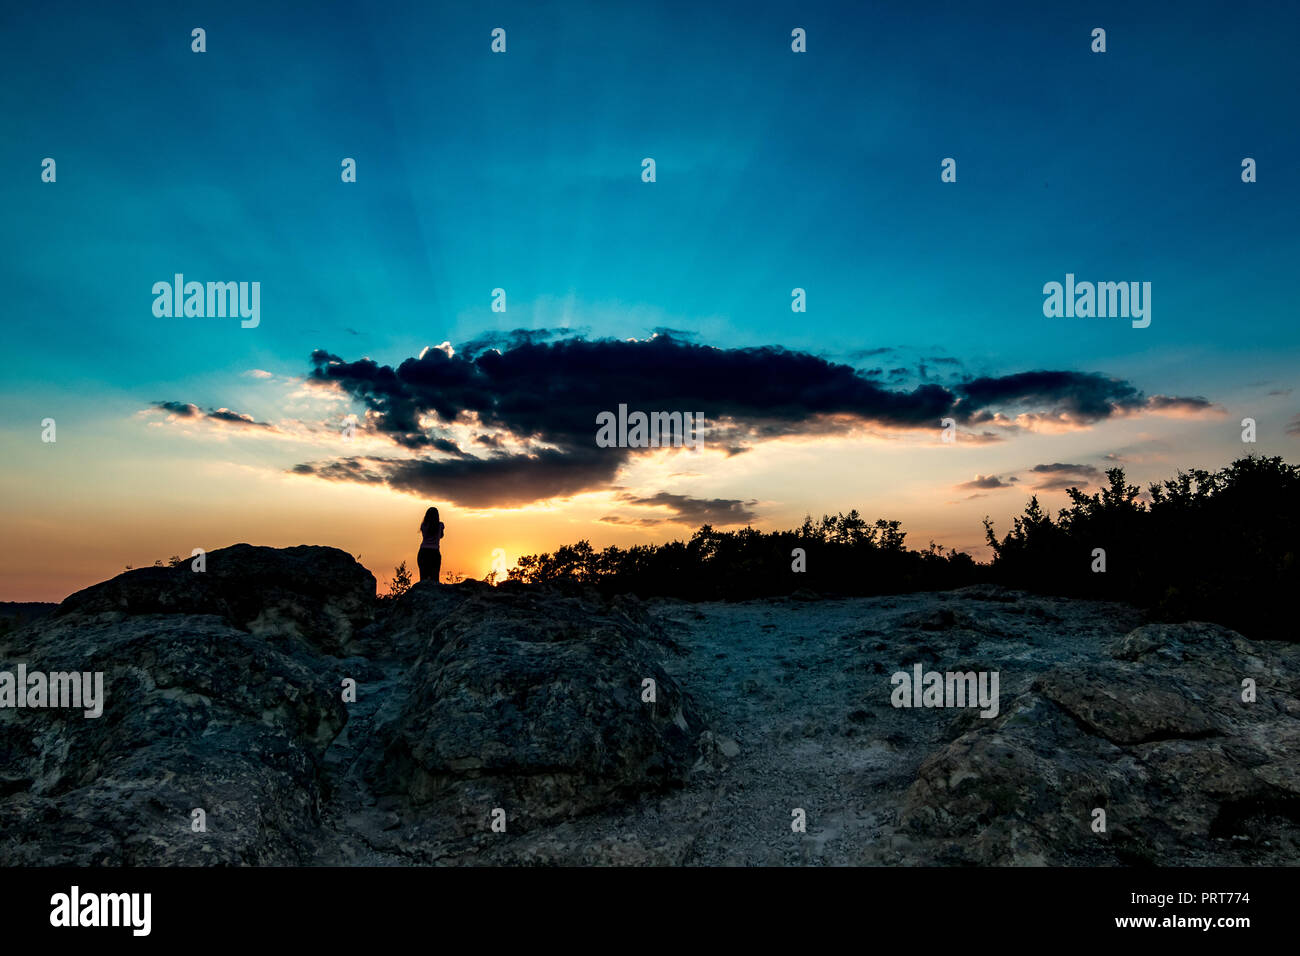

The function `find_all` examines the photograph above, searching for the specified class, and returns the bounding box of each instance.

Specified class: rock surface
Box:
[897,621,1300,865]
[365,586,699,834]
[3,551,1299,865]
[0,611,346,864]
[55,544,376,655]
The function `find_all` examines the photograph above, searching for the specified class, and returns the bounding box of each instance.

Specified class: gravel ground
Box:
[315,586,1144,865]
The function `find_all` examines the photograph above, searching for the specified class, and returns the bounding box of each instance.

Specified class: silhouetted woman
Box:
[418,507,444,583]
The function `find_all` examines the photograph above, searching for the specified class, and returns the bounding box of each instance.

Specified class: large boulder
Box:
[352,578,486,658]
[0,545,374,864]
[369,588,701,833]
[896,621,1300,864]
[0,612,348,864]
[55,544,375,655]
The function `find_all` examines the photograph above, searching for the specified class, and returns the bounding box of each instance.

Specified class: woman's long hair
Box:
[421,506,440,532]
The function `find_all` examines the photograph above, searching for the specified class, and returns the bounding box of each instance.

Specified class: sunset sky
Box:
[3,0,1299,601]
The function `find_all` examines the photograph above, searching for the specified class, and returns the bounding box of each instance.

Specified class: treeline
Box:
[983,455,1298,640]
[508,455,1298,641]
[507,512,981,600]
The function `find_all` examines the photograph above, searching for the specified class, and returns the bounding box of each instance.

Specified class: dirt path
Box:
[437,587,1138,865]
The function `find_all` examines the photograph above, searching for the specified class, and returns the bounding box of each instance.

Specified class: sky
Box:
[2,0,1298,601]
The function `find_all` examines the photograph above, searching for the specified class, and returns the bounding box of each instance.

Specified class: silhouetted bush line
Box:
[983,455,1298,641]
[509,456,1297,641]
[508,512,982,600]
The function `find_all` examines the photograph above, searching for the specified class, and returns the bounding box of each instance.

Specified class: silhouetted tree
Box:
[382,561,413,600]
[984,455,1299,639]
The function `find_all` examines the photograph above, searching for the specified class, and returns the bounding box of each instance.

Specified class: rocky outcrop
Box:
[368,588,701,833]
[351,579,481,658]
[0,610,347,864]
[55,544,376,655]
[4,554,1298,866]
[0,545,373,864]
[1,554,703,863]
[897,621,1300,865]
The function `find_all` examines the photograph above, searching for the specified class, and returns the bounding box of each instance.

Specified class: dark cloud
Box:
[430,437,466,456]
[284,333,1216,508]
[918,357,971,384]
[208,408,271,428]
[1032,462,1098,474]
[960,429,1009,445]
[1144,394,1222,416]
[955,371,1142,424]
[302,334,964,506]
[602,492,758,527]
[650,327,698,340]
[1286,415,1300,437]
[1029,462,1101,490]
[456,327,589,358]
[155,401,200,417]
[152,401,273,429]
[293,448,619,509]
[957,474,1015,490]
[309,335,958,443]
[290,458,385,486]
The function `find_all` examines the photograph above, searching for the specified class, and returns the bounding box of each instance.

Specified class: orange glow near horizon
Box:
[2,386,1291,602]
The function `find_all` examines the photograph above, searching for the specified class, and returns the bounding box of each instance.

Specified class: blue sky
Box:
[2,0,1298,599]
